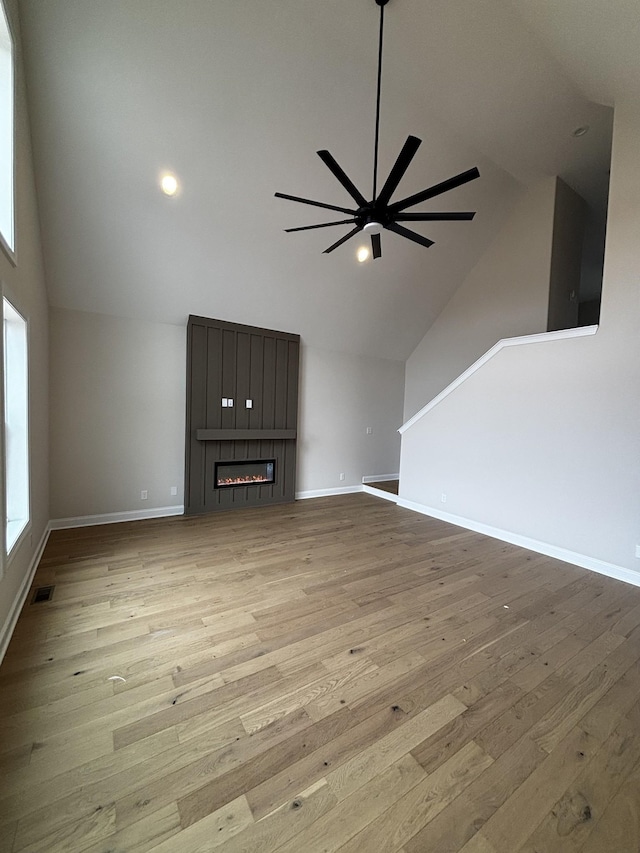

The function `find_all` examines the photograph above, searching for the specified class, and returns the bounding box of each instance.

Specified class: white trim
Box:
[49,505,184,530]
[0,0,16,265]
[362,484,398,503]
[396,497,640,588]
[361,474,399,484]
[297,482,402,502]
[5,519,30,568]
[399,326,598,434]
[0,230,15,268]
[296,486,362,500]
[0,521,50,665]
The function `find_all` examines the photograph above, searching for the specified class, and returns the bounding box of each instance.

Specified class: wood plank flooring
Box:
[1,493,639,852]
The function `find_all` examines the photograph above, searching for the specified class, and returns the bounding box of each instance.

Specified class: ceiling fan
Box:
[275,0,480,260]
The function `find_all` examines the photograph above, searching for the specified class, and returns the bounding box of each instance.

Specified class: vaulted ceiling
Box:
[18,0,629,361]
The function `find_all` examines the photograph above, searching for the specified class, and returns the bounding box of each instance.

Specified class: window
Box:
[4,297,28,554]
[0,0,14,257]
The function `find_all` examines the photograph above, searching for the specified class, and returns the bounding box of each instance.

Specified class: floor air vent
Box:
[31,585,54,604]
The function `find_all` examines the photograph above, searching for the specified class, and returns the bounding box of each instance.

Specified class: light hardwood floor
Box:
[1,493,640,852]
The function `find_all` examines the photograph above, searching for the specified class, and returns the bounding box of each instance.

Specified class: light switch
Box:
[245,399,253,409]
[228,398,234,407]
[221,398,228,408]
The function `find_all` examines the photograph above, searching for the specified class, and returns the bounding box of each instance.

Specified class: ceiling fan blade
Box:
[371,233,382,259]
[285,218,357,233]
[275,192,357,216]
[386,222,434,248]
[317,150,369,208]
[394,211,476,222]
[376,135,422,207]
[323,226,362,254]
[388,167,480,213]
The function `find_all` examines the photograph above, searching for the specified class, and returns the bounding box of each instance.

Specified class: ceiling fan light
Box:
[363,221,383,235]
[160,173,179,196]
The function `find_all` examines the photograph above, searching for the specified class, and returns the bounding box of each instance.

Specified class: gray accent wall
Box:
[185,316,299,513]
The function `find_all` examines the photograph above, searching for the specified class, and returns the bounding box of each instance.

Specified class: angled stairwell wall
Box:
[398,102,640,580]
[404,178,558,421]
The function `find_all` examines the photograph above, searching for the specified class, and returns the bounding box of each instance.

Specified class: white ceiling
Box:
[507,0,640,105]
[18,0,630,361]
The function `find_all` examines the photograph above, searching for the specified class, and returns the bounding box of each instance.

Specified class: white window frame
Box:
[2,290,29,570]
[0,0,15,265]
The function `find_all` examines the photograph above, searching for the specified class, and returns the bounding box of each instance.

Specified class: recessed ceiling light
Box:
[357,247,370,263]
[572,126,590,138]
[160,173,179,196]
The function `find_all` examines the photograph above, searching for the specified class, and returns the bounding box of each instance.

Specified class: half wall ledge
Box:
[399,325,598,435]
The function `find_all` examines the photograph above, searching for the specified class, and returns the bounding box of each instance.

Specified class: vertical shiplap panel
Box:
[186,316,299,514]
[203,326,223,509]
[249,334,263,431]
[286,340,299,430]
[274,338,288,430]
[186,321,208,513]
[235,332,251,431]
[221,329,236,430]
[261,336,276,430]
[205,326,223,430]
[277,439,286,498]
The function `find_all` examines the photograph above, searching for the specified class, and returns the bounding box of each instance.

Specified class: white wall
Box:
[404,179,555,420]
[49,309,186,519]
[49,309,404,518]
[297,346,404,493]
[399,101,640,575]
[0,0,49,635]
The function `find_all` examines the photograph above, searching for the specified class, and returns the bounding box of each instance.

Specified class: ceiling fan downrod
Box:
[373,0,390,201]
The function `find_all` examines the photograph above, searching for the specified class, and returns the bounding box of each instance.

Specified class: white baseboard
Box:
[49,505,184,530]
[296,486,363,500]
[0,523,52,666]
[296,475,400,501]
[397,497,640,588]
[362,484,399,503]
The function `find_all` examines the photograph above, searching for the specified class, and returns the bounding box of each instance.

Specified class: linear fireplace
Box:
[215,459,275,489]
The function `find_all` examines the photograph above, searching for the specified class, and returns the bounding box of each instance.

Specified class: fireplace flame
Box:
[217,475,272,486]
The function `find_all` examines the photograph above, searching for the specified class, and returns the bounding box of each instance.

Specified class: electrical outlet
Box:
[170,486,178,496]
[441,493,447,503]
[339,473,345,481]
[141,490,148,500]
[366,427,373,435]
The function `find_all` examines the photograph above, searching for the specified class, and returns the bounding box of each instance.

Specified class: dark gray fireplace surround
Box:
[184,316,300,514]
